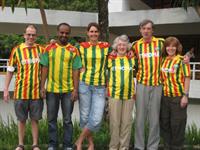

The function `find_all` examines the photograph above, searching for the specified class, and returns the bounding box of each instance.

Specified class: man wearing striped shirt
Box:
[132,19,164,150]
[4,25,44,150]
[40,23,82,150]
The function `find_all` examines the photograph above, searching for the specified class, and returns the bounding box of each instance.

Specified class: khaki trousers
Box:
[109,97,135,150]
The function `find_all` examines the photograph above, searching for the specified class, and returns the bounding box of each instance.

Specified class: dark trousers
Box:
[160,96,187,150]
[46,92,74,149]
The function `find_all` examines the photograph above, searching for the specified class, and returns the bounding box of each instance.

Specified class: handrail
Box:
[190,62,200,80]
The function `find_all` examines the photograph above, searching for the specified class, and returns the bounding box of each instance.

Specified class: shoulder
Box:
[80,42,90,48]
[155,37,165,43]
[45,43,58,52]
[66,44,78,53]
[98,42,110,48]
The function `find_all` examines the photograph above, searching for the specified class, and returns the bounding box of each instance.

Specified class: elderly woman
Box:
[75,22,111,150]
[160,37,190,150]
[107,35,135,150]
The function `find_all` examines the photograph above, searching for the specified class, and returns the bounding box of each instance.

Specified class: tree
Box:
[98,0,109,41]
[0,0,50,41]
[173,0,200,16]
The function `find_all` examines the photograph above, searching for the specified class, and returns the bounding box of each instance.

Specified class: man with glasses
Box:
[4,24,44,150]
[40,23,82,150]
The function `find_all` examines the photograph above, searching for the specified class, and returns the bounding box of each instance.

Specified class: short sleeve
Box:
[40,52,49,66]
[7,48,17,72]
[72,55,82,69]
[182,63,190,77]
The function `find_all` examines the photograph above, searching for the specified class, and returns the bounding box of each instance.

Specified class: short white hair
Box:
[112,35,132,50]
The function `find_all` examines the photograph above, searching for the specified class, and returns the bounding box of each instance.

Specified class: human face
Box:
[57,25,70,45]
[139,22,153,41]
[166,44,177,57]
[87,26,99,44]
[24,27,37,46]
[117,40,128,56]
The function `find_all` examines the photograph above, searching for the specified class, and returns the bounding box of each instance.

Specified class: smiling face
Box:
[24,27,37,46]
[116,40,128,56]
[140,22,153,41]
[87,26,99,44]
[57,24,70,45]
[166,44,177,57]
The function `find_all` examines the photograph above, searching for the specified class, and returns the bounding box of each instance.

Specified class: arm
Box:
[40,66,48,99]
[3,71,14,102]
[71,69,80,101]
[180,77,190,108]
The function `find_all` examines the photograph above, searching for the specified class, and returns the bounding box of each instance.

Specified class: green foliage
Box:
[0,34,23,59]
[185,123,200,145]
[172,0,200,9]
[0,116,200,149]
[5,0,98,12]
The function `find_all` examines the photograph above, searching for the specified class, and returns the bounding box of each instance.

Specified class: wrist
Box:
[73,89,78,92]
[183,92,189,98]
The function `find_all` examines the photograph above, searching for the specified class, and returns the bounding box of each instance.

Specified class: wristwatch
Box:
[183,92,189,97]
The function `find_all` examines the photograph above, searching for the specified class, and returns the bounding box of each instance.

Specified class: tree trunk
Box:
[37,0,49,42]
[98,0,109,42]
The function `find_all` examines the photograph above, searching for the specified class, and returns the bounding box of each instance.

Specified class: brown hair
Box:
[162,36,183,57]
[24,24,37,33]
[87,22,100,31]
[139,19,154,29]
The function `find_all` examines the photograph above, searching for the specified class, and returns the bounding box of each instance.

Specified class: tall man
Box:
[4,25,44,150]
[40,23,82,150]
[133,19,189,150]
[132,19,164,150]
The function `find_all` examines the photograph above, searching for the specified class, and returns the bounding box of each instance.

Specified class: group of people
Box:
[3,19,190,150]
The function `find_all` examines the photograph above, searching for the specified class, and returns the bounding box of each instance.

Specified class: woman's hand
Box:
[180,95,188,108]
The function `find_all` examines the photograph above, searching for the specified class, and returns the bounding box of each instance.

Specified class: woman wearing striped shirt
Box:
[160,37,190,150]
[107,35,136,150]
[75,22,111,150]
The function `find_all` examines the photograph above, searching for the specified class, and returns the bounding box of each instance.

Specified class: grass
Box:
[0,117,200,149]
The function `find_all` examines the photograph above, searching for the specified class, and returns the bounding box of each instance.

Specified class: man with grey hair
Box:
[132,19,190,150]
[132,19,164,150]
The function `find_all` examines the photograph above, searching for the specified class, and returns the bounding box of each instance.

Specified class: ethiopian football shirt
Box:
[78,42,111,86]
[132,36,164,86]
[40,43,82,93]
[8,43,44,100]
[161,55,190,97]
[107,55,135,100]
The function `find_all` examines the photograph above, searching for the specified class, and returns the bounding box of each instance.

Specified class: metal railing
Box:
[0,59,8,72]
[190,62,200,80]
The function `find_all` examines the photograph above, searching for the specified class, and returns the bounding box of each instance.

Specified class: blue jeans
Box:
[79,81,106,132]
[46,92,74,149]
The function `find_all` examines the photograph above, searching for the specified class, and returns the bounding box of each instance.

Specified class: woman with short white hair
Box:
[107,35,136,150]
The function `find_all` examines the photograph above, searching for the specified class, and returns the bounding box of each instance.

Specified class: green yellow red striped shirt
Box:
[8,43,44,100]
[161,55,190,97]
[78,42,111,86]
[132,36,164,86]
[40,43,82,93]
[107,55,135,100]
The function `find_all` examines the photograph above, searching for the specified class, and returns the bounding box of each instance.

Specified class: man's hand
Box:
[183,55,190,64]
[3,89,10,103]
[40,87,46,99]
[180,96,188,108]
[71,89,78,101]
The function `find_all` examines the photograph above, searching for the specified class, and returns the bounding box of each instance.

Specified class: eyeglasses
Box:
[26,33,36,37]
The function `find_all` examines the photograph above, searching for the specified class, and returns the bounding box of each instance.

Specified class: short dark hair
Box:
[87,22,100,31]
[24,24,37,33]
[162,36,183,57]
[57,22,71,33]
[139,19,154,29]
